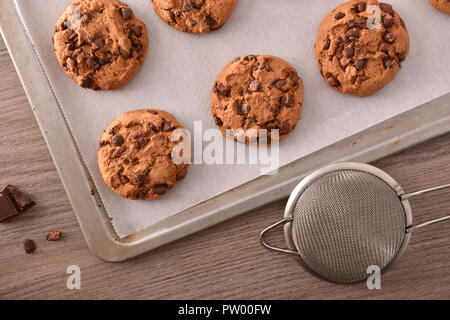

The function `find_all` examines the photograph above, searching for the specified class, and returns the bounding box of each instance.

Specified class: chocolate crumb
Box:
[23,239,36,254]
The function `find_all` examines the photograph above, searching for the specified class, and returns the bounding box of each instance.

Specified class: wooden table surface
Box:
[0,35,449,300]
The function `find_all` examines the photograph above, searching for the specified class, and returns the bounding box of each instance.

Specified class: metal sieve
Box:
[260,162,450,284]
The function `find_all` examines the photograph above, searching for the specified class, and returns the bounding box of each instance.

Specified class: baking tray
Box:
[1,0,449,262]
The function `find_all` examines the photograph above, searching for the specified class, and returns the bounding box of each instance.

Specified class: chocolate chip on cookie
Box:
[53,0,149,90]
[98,109,189,200]
[151,0,238,34]
[211,55,304,144]
[315,0,410,96]
[429,0,450,15]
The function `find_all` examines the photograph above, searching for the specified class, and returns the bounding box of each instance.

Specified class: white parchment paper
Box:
[14,0,450,237]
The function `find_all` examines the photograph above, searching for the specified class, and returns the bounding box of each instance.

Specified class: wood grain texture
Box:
[0,36,449,300]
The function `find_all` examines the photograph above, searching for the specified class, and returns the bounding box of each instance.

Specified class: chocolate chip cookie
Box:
[430,0,450,14]
[53,0,148,90]
[151,0,238,34]
[98,109,189,200]
[211,55,303,144]
[315,0,410,96]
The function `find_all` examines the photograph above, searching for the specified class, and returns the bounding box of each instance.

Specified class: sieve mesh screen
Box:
[292,169,406,283]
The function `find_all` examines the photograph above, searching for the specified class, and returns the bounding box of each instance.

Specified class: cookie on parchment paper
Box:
[151,0,238,34]
[429,0,450,15]
[98,109,189,200]
[315,0,410,96]
[53,0,148,90]
[211,55,304,144]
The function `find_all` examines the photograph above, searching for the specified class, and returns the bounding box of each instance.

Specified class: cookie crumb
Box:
[47,230,62,241]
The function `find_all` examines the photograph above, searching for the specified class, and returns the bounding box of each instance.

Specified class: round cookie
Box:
[315,0,410,96]
[151,0,238,34]
[98,109,189,200]
[211,55,304,144]
[53,0,148,90]
[430,0,450,15]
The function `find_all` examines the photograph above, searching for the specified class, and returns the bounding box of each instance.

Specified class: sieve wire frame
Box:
[282,162,413,282]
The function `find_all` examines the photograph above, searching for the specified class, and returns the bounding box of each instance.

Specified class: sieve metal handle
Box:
[260,218,298,255]
[403,183,450,233]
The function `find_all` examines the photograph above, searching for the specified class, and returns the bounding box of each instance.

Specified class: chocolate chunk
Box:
[378,43,389,52]
[356,2,367,13]
[269,105,279,113]
[216,84,231,96]
[93,38,105,49]
[98,54,110,65]
[0,191,17,222]
[193,0,204,9]
[273,79,287,90]
[112,135,124,146]
[120,7,132,20]
[120,174,130,184]
[23,239,36,254]
[148,122,158,132]
[86,54,99,70]
[72,48,83,58]
[344,46,354,58]
[136,173,149,187]
[80,77,92,88]
[205,15,215,29]
[188,18,198,26]
[354,59,366,71]
[111,147,126,159]
[168,10,177,24]
[383,32,395,43]
[176,167,188,181]
[134,137,149,149]
[249,80,262,92]
[323,37,331,50]
[162,120,174,132]
[131,25,142,37]
[335,12,345,20]
[356,75,368,85]
[279,121,291,135]
[0,185,35,222]
[397,51,407,62]
[238,104,251,115]
[80,14,90,25]
[46,231,62,241]
[281,94,294,107]
[264,64,273,72]
[328,75,341,87]
[348,20,367,29]
[379,3,394,16]
[132,39,143,50]
[346,29,360,38]
[382,16,394,29]
[66,42,75,51]
[148,110,158,115]
[119,48,132,58]
[182,0,193,11]
[153,184,168,195]
[383,57,394,68]
[214,116,223,126]
[264,121,278,130]
[340,56,351,68]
